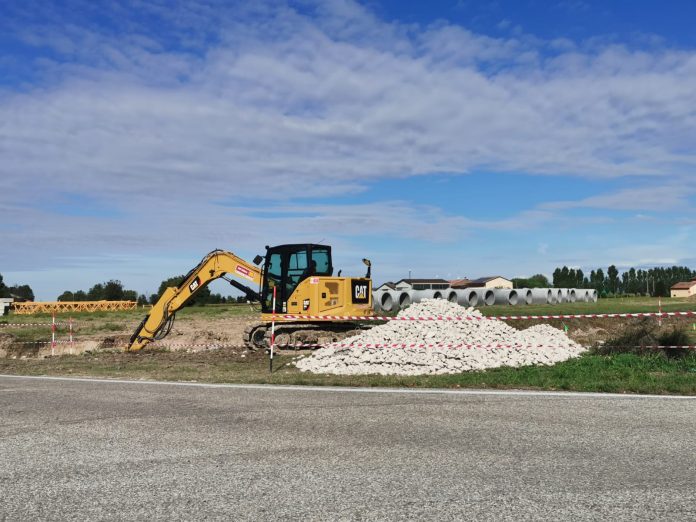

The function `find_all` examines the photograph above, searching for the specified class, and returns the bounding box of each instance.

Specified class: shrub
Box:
[596,319,691,358]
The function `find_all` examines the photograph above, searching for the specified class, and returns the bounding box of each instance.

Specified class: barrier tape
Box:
[281,311,696,322]
[274,342,696,350]
[11,340,75,346]
[7,340,696,350]
[0,322,77,328]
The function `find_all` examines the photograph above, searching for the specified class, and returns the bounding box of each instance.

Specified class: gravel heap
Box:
[295,299,585,375]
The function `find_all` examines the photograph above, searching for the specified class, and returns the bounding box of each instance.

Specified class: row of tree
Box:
[550,265,696,297]
[0,273,35,301]
[58,277,248,306]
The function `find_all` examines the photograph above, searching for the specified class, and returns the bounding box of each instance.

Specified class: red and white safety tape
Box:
[7,339,696,350]
[281,311,696,321]
[0,322,77,328]
[11,340,75,345]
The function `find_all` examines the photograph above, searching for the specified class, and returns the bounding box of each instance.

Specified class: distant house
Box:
[394,279,450,291]
[450,276,513,290]
[670,279,696,298]
[0,298,13,316]
[375,282,397,292]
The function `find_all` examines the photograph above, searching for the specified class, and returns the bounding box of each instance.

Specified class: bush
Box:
[596,319,691,358]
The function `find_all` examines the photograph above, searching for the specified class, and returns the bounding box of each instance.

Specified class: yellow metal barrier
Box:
[11,301,138,315]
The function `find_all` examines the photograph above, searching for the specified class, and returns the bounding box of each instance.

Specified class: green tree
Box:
[102,280,125,301]
[8,284,34,301]
[0,274,8,298]
[156,275,211,305]
[512,274,549,288]
[87,283,104,300]
[607,265,619,294]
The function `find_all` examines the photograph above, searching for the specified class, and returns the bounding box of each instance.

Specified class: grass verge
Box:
[1,350,695,395]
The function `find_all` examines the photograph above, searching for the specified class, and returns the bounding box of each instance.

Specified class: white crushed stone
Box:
[295,299,586,375]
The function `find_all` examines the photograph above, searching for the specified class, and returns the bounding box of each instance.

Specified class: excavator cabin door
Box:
[261,244,333,313]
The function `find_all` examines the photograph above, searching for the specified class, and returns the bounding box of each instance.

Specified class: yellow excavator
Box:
[128,243,374,351]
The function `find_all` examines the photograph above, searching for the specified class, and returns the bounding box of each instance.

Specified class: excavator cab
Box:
[261,244,332,313]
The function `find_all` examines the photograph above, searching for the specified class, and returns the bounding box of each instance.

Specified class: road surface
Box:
[1,375,695,520]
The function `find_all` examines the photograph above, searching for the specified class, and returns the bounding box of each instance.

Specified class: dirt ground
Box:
[2,309,688,360]
[0,312,260,358]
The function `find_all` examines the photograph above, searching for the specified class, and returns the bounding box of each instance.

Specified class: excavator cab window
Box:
[261,244,333,313]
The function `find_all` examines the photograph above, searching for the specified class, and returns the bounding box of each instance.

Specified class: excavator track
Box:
[243,322,372,351]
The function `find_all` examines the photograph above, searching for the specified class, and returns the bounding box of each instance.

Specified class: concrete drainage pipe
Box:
[531,288,553,304]
[483,289,495,306]
[447,290,468,306]
[493,289,517,305]
[411,290,434,303]
[516,288,533,305]
[398,291,413,309]
[372,292,381,312]
[465,289,480,307]
[590,289,598,302]
[379,291,398,313]
[555,289,565,303]
[568,289,577,303]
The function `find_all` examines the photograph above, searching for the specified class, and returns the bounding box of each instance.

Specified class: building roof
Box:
[470,276,510,284]
[377,282,396,290]
[671,281,696,290]
[395,279,450,285]
[449,279,471,288]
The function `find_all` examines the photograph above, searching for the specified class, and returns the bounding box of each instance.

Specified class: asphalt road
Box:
[1,376,695,521]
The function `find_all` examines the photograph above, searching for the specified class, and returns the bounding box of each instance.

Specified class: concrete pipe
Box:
[555,289,565,303]
[372,292,381,312]
[379,290,398,313]
[583,290,591,302]
[398,291,413,309]
[516,288,533,305]
[465,289,480,307]
[483,289,495,306]
[590,289,598,303]
[568,289,578,303]
[446,290,467,306]
[493,289,517,306]
[410,290,433,303]
[531,288,553,304]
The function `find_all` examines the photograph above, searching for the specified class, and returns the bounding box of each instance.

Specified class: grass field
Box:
[1,350,695,395]
[479,295,696,316]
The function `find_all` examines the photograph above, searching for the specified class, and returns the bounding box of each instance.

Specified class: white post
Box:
[51,312,56,356]
[270,286,277,373]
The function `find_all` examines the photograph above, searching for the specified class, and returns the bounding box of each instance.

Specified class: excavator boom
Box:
[127,249,262,351]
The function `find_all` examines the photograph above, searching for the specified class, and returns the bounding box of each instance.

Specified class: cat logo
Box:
[188,276,201,293]
[351,280,370,304]
[303,299,310,311]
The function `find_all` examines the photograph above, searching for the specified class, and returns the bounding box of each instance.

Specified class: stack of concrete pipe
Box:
[373,286,598,313]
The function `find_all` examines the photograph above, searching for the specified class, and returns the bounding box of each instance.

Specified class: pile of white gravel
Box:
[295,299,586,375]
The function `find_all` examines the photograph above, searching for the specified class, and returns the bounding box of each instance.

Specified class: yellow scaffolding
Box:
[11,301,138,315]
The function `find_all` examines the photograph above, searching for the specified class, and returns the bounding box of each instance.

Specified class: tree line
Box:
[0,273,35,301]
[58,277,247,305]
[550,265,695,297]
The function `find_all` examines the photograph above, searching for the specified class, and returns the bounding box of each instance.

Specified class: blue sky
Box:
[1,0,696,300]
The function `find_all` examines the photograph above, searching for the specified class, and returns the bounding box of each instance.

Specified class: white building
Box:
[0,298,13,316]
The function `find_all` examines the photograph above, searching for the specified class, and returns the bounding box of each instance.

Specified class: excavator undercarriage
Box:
[242,321,372,351]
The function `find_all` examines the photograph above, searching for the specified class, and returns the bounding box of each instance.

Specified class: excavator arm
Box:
[127,249,263,351]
